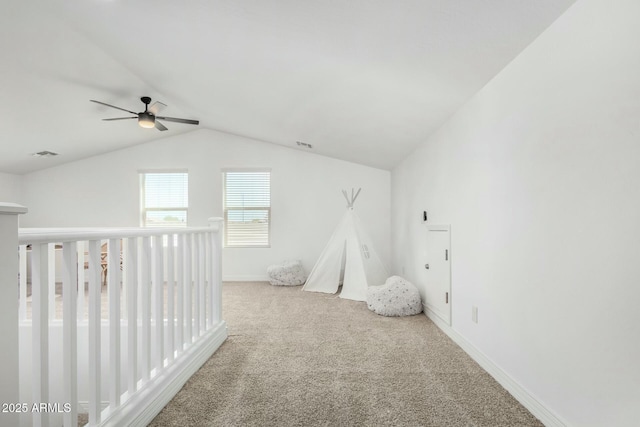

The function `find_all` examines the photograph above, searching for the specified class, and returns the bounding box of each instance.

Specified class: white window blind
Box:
[223,170,271,247]
[140,172,188,227]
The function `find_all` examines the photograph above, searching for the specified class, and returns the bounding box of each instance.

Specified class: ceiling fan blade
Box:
[155,120,168,131]
[149,101,167,115]
[90,99,138,115]
[156,116,199,125]
[102,117,137,121]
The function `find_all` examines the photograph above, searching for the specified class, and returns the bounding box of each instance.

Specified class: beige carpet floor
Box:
[150,282,542,427]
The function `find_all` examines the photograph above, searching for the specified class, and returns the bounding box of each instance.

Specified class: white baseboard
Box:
[223,275,269,282]
[97,321,228,427]
[423,303,450,326]
[424,312,568,427]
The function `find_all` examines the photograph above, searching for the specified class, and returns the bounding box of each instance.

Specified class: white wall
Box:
[20,129,390,281]
[0,172,22,203]
[391,0,640,425]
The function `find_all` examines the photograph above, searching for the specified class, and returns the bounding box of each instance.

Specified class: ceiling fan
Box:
[90,96,199,131]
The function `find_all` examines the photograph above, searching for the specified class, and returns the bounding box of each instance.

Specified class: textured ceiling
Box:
[0,0,575,174]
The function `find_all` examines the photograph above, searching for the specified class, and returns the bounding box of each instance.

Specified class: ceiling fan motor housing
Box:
[138,111,156,128]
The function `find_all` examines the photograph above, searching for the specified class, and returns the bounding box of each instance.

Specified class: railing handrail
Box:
[18,221,222,245]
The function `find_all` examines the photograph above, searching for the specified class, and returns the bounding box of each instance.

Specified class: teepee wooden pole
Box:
[342,190,351,207]
[352,188,362,205]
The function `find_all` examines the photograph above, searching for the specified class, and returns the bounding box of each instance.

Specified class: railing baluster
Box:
[87,239,102,425]
[121,240,128,323]
[205,232,212,329]
[77,241,85,321]
[166,234,175,363]
[213,228,223,323]
[125,237,138,395]
[19,245,27,321]
[48,243,56,321]
[108,238,122,409]
[198,233,206,335]
[62,242,78,427]
[140,236,151,382]
[176,234,185,353]
[193,233,200,339]
[184,234,192,345]
[153,235,165,372]
[32,243,50,427]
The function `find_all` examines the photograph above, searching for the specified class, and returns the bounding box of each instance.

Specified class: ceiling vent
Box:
[31,150,59,157]
[296,141,313,149]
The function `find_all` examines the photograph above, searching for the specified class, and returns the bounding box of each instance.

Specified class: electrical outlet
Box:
[472,306,478,323]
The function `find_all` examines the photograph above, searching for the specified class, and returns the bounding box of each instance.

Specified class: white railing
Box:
[0,209,227,427]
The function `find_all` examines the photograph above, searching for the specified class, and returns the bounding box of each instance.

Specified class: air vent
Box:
[31,151,59,157]
[296,141,312,149]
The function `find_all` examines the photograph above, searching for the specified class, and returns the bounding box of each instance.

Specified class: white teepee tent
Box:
[302,189,388,301]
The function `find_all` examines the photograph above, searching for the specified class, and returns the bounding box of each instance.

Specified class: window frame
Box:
[139,169,189,228]
[222,168,271,248]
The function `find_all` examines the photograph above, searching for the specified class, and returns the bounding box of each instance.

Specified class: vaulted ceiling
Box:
[1,0,575,174]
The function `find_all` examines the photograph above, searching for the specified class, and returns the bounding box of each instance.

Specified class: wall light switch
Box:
[472,306,478,323]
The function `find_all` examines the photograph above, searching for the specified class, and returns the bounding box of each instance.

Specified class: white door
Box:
[423,225,451,325]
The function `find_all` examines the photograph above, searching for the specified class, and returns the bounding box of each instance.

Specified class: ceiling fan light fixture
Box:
[138,112,156,129]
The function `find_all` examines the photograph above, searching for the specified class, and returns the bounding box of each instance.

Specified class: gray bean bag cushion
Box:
[366,276,423,316]
[267,260,306,286]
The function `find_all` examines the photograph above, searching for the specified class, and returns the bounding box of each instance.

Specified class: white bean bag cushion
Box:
[366,276,423,317]
[267,260,306,286]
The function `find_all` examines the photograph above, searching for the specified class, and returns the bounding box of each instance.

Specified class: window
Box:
[223,169,271,247]
[140,171,188,227]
